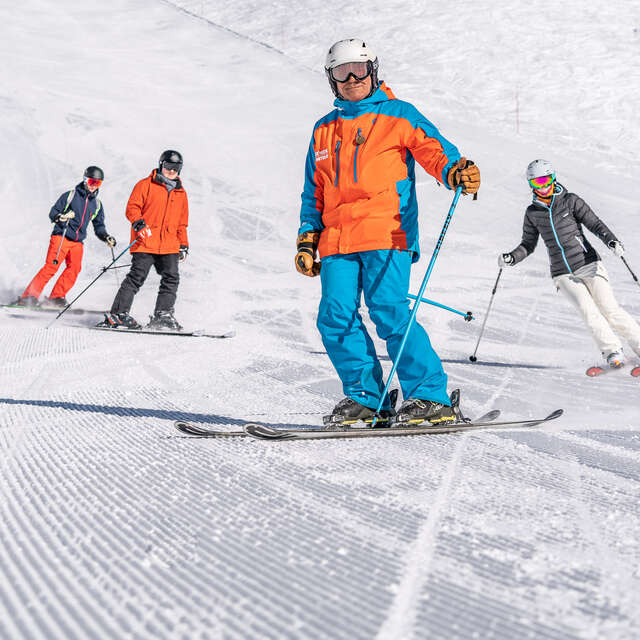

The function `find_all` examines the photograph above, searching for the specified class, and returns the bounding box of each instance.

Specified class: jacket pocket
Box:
[334,141,341,186]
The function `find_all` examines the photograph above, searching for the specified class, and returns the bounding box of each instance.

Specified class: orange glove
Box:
[295,231,321,277]
[447,157,480,195]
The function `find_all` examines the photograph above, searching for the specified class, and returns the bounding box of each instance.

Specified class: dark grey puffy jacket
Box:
[510,184,618,278]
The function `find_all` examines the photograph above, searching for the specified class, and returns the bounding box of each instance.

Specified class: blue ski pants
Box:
[317,250,450,409]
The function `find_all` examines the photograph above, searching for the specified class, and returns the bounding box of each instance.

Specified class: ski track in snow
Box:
[1,0,639,639]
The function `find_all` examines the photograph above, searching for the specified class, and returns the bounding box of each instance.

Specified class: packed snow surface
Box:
[1,1,639,639]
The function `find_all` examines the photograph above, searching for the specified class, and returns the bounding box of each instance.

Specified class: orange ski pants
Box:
[22,235,84,300]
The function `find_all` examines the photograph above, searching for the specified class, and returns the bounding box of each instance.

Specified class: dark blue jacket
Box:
[49,182,108,243]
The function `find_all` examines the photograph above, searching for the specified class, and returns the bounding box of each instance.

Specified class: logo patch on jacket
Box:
[315,149,329,162]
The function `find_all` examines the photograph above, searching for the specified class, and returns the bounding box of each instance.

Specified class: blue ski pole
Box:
[407,294,473,321]
[372,186,463,425]
[46,238,138,328]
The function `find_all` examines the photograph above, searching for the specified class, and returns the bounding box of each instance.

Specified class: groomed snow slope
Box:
[1,1,639,639]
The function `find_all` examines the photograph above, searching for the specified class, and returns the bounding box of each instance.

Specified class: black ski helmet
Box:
[158,150,183,174]
[84,166,104,181]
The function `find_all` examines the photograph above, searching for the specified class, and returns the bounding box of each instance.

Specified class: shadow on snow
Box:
[0,397,318,431]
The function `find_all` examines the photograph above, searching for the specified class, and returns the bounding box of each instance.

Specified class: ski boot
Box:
[606,351,624,369]
[393,389,460,427]
[46,297,68,308]
[323,389,398,430]
[96,312,142,330]
[146,310,183,331]
[13,296,39,308]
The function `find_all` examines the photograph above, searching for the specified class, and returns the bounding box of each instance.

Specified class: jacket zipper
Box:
[353,128,361,183]
[545,197,572,274]
[160,189,171,242]
[75,196,89,241]
[334,141,341,186]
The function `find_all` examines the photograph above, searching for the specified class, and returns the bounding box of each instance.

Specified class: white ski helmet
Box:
[324,38,379,99]
[526,159,555,181]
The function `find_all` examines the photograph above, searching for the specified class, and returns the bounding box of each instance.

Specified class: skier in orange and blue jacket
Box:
[296,39,481,427]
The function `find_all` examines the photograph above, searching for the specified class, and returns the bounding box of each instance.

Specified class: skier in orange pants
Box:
[17,166,116,308]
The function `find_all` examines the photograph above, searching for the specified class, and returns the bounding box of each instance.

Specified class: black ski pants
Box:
[111,252,180,315]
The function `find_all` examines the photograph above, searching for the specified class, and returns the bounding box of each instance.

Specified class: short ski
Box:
[586,363,624,377]
[174,409,502,439]
[244,409,563,441]
[91,327,235,339]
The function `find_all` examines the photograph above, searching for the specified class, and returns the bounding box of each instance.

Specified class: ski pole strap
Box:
[372,186,463,423]
[407,294,473,320]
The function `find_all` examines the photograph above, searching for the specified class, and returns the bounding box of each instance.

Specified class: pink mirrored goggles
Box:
[528,174,555,189]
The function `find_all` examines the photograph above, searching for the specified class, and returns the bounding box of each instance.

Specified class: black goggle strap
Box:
[330,60,372,83]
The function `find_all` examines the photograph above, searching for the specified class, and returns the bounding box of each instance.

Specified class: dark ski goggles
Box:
[162,161,182,172]
[329,60,373,83]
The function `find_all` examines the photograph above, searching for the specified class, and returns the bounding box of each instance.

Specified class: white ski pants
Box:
[554,261,640,357]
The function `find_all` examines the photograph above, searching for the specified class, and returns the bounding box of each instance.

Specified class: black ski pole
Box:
[469,268,503,362]
[46,238,137,328]
[110,246,121,287]
[621,256,640,289]
[52,221,68,265]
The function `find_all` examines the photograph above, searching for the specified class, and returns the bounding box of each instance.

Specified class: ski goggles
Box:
[162,161,182,172]
[86,177,103,187]
[329,61,373,83]
[528,174,555,189]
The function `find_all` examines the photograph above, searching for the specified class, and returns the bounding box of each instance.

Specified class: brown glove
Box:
[295,231,321,277]
[447,157,480,196]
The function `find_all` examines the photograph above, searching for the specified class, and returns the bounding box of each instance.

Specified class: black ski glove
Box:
[179,245,189,262]
[98,233,117,247]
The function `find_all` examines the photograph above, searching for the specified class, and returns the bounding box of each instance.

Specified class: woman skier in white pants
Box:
[498,159,640,369]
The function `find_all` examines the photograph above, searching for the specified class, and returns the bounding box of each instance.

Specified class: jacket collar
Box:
[151,169,183,190]
[333,82,395,116]
[75,181,97,199]
[532,182,564,208]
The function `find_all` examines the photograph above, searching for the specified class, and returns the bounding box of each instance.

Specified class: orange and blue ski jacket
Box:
[299,83,460,261]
